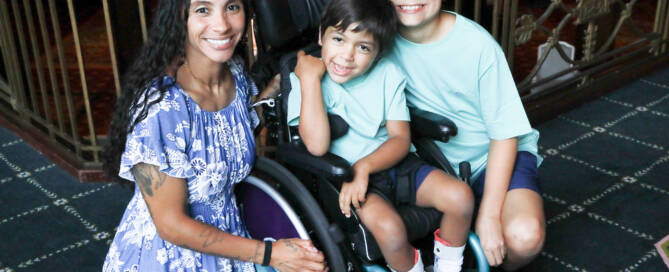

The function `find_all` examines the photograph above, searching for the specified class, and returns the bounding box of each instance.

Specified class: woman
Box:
[102,0,326,271]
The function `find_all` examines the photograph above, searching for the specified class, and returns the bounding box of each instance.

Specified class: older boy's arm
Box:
[476,137,517,266]
[339,120,411,216]
[295,51,330,156]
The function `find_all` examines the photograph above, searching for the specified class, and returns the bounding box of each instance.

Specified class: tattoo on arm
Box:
[248,241,263,263]
[131,163,168,197]
[285,240,299,252]
[199,228,226,248]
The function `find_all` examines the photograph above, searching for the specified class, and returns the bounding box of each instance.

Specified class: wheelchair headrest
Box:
[252,0,330,48]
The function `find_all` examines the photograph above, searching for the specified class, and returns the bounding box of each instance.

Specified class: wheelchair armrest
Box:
[276,142,354,184]
[288,113,349,142]
[328,114,349,140]
[409,107,457,143]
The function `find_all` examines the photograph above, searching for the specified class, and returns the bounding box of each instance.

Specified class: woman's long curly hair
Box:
[103,0,251,184]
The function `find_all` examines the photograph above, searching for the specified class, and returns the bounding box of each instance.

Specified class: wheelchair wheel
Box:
[238,157,347,272]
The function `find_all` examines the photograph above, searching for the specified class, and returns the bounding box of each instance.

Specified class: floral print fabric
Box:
[103,56,259,272]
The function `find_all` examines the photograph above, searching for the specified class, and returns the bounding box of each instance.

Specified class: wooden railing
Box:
[0,0,667,181]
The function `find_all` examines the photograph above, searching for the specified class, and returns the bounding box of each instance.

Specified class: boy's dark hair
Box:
[319,0,398,56]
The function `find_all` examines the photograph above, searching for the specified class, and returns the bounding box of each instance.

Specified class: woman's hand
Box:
[270,239,327,272]
[294,50,326,83]
[339,163,370,218]
[475,215,506,266]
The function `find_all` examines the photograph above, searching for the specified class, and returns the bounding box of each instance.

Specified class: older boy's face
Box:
[319,24,379,84]
[390,0,441,27]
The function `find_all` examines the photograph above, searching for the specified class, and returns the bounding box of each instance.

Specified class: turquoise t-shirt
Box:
[287,59,409,165]
[388,11,542,179]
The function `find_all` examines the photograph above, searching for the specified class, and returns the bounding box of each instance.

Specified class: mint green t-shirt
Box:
[287,59,409,165]
[388,12,542,179]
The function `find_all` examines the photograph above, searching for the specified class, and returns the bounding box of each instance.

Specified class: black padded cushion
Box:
[276,142,353,184]
[397,206,441,242]
[409,107,457,143]
[252,0,330,48]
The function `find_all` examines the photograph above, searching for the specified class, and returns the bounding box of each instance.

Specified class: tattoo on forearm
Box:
[248,241,263,263]
[131,163,167,197]
[199,228,226,248]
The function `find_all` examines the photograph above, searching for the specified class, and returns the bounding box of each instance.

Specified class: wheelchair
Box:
[235,1,490,271]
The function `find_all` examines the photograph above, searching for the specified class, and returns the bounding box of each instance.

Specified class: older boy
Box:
[387,1,545,270]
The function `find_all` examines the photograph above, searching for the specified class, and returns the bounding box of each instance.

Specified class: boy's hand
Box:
[295,50,326,83]
[475,215,506,266]
[339,163,370,217]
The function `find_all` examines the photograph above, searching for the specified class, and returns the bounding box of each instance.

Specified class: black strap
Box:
[394,154,424,205]
[395,173,411,206]
[262,240,272,266]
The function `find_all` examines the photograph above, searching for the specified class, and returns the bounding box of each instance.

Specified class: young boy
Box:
[286,0,474,271]
[387,1,546,270]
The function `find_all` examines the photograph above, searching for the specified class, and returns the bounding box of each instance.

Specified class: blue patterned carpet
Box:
[0,131,132,271]
[524,66,669,272]
[0,66,668,271]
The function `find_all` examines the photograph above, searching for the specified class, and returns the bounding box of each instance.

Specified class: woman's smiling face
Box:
[186,0,246,63]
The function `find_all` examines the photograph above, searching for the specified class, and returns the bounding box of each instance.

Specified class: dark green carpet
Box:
[0,67,668,271]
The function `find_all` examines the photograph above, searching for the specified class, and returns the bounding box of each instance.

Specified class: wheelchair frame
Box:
[236,1,491,271]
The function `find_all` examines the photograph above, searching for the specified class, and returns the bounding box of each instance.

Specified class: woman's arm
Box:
[253,74,282,124]
[294,51,330,156]
[131,163,326,272]
[339,120,411,217]
[475,137,517,266]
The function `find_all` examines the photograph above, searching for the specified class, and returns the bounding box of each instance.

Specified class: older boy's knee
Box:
[504,216,545,255]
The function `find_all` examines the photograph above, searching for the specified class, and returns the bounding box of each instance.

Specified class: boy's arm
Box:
[339,120,411,217]
[294,51,330,156]
[476,137,517,266]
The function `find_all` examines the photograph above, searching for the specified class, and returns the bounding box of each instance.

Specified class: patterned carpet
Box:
[0,130,132,271]
[523,66,669,272]
[0,66,668,271]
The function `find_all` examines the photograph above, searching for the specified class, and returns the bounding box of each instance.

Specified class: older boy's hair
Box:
[319,0,398,56]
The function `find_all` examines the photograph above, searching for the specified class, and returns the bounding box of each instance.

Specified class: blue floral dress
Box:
[103,56,260,272]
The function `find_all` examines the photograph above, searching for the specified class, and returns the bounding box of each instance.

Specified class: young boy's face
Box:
[319,24,379,84]
[390,0,441,27]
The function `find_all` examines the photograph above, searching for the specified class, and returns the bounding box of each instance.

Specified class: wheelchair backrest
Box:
[252,0,329,49]
[251,0,351,145]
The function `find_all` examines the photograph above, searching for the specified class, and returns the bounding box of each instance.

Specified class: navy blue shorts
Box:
[471,151,541,197]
